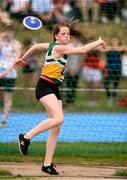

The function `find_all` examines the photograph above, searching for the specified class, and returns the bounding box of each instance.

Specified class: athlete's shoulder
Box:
[49,41,60,47]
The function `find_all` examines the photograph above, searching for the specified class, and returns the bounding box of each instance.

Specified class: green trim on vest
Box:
[63,54,68,59]
[47,41,59,56]
[57,60,66,66]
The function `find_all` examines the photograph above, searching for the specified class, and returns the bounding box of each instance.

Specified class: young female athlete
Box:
[13,22,106,175]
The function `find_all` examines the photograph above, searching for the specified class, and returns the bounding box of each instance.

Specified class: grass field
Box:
[0,142,127,166]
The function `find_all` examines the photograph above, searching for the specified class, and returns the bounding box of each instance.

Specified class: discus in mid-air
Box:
[23,16,42,30]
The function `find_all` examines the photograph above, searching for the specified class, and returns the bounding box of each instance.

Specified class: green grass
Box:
[0,142,127,166]
[113,169,127,176]
[0,152,127,166]
[0,169,12,176]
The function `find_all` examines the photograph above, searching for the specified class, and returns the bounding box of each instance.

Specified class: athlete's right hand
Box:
[13,58,27,70]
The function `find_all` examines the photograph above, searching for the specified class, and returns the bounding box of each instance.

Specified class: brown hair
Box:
[53,21,87,44]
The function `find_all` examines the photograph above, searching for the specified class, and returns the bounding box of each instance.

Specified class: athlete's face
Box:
[55,26,70,45]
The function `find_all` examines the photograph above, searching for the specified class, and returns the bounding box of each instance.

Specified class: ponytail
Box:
[69,20,87,43]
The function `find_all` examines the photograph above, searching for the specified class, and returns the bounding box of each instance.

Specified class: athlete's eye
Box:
[61,32,66,35]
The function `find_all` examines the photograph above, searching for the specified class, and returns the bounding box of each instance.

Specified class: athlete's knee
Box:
[54,112,64,125]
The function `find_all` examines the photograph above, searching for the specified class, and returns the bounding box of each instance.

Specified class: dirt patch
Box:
[0,162,126,179]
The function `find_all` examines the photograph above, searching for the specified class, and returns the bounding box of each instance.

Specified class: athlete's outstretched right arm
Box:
[13,43,49,70]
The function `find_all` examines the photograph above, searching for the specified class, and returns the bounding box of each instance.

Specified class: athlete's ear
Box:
[55,34,58,41]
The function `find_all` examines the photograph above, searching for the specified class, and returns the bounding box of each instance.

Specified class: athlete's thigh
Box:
[39,94,63,117]
[46,99,62,119]
[50,100,62,132]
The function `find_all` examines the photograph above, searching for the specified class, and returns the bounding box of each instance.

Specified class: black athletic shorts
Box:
[0,78,16,92]
[35,78,61,101]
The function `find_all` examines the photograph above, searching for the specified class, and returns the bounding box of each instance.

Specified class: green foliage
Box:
[0,169,12,176]
[113,169,127,176]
